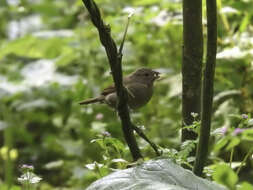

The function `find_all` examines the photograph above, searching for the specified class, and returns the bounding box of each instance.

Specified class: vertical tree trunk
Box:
[182,0,203,141]
[193,0,217,176]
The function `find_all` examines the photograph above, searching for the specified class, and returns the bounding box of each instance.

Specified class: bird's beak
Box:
[153,71,160,80]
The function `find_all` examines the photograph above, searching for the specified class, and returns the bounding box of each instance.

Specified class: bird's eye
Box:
[144,73,149,77]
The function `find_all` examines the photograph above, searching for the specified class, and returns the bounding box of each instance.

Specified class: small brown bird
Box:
[79,68,160,109]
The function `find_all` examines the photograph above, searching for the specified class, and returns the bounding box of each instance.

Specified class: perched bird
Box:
[79,68,160,109]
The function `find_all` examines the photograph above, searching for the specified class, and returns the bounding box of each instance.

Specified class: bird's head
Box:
[130,68,160,85]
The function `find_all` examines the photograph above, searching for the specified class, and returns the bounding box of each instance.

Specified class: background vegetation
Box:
[0,0,253,189]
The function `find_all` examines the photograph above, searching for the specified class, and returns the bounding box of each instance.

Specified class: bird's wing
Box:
[101,76,130,96]
[101,85,116,96]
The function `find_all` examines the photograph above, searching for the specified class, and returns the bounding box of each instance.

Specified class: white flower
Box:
[18,172,42,184]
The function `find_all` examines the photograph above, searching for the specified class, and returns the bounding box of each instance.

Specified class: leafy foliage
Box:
[0,0,253,189]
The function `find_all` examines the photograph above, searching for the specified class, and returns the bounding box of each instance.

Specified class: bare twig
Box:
[132,124,161,156]
[119,12,133,54]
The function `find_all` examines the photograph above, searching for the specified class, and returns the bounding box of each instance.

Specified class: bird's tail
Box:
[79,96,104,105]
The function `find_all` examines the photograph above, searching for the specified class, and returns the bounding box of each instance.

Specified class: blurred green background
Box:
[0,0,253,189]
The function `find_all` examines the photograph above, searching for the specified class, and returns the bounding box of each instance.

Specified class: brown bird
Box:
[79,68,160,109]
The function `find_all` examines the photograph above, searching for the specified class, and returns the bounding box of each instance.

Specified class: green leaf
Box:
[0,184,21,190]
[0,35,73,59]
[237,182,253,190]
[44,160,64,169]
[213,137,229,152]
[242,129,253,141]
[134,0,161,6]
[91,121,107,133]
[239,14,250,32]
[212,163,238,189]
[225,137,240,151]
[103,138,126,153]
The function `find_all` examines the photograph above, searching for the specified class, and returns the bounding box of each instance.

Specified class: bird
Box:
[79,68,160,109]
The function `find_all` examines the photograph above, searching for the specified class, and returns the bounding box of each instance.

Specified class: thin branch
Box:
[132,124,161,156]
[82,0,142,160]
[193,0,217,176]
[119,13,133,54]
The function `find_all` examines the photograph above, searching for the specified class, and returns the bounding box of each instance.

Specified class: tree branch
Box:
[193,0,217,176]
[131,124,161,156]
[82,0,142,160]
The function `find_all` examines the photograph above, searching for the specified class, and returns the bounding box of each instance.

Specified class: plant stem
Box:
[229,148,234,167]
[236,147,253,175]
[193,0,217,176]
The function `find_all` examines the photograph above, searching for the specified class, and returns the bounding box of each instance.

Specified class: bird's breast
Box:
[126,83,153,109]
